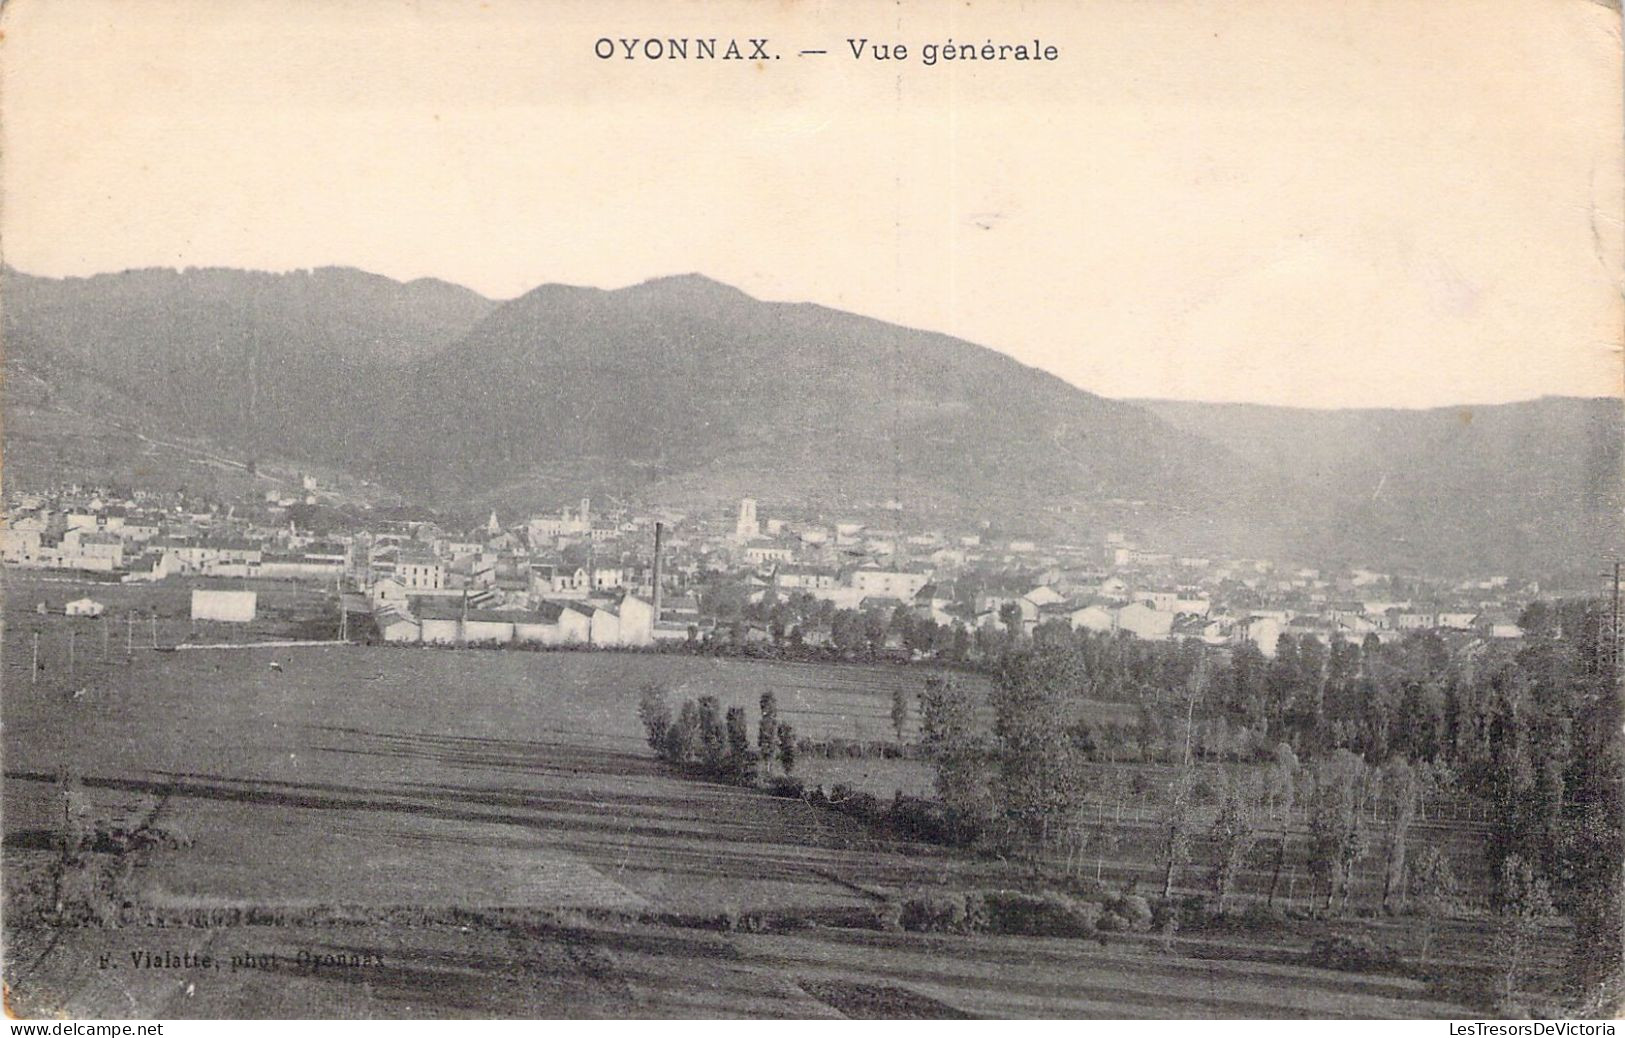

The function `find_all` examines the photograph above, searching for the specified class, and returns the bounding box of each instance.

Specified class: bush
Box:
[963,891,990,934]
[1109,893,1154,932]
[1173,893,1212,930]
[1060,875,1112,902]
[1150,897,1181,935]
[1306,934,1406,974]
[767,776,805,799]
[980,890,1100,938]
[828,785,883,823]
[900,891,968,933]
[1096,911,1127,933]
[886,796,959,845]
[1235,901,1287,930]
[873,899,904,933]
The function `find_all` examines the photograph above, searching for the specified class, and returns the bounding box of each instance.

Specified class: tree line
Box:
[913,597,1620,1003]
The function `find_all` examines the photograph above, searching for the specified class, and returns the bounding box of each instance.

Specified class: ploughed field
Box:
[1,625,1529,1017]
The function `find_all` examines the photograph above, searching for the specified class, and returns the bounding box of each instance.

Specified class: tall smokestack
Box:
[651,522,664,624]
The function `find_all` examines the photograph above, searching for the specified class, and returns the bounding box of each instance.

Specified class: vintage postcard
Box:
[1,0,1621,1022]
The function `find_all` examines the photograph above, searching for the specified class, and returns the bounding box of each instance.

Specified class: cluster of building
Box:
[3,487,1556,657]
[726,504,1542,656]
[1,489,350,583]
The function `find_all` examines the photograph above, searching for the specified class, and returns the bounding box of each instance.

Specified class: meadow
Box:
[1,598,1565,1018]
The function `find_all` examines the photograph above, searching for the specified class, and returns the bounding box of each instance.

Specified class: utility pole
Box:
[31,631,39,685]
[102,617,109,660]
[150,615,158,649]
[126,613,134,656]
[67,629,75,682]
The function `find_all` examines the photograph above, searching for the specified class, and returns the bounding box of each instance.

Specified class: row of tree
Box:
[636,684,797,785]
[912,597,1621,1002]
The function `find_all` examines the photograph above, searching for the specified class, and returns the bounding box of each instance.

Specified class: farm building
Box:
[382,593,655,648]
[514,601,592,646]
[64,598,105,617]
[374,606,420,643]
[191,589,258,623]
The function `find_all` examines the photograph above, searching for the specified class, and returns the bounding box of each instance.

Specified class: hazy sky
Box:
[3,0,1621,407]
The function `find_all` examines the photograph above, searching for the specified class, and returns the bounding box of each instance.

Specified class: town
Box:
[1,477,1564,658]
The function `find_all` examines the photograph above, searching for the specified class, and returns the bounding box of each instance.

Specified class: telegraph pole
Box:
[31,632,39,685]
[150,615,158,649]
[67,629,75,682]
[126,613,134,656]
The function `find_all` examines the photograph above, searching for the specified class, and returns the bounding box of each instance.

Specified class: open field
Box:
[1,618,1566,1017]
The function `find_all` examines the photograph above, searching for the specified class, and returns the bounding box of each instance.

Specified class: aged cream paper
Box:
[1,0,1622,1023]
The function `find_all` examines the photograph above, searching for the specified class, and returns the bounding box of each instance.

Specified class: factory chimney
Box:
[650,519,663,623]
[651,522,665,625]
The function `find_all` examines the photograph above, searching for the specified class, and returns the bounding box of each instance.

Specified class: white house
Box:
[586,602,621,645]
[398,555,446,591]
[370,577,409,608]
[1023,585,1064,609]
[530,564,590,599]
[123,550,179,583]
[775,565,838,591]
[557,602,596,644]
[1243,616,1285,657]
[1139,589,1181,612]
[1068,604,1116,635]
[742,540,794,566]
[1116,602,1174,641]
[65,598,105,617]
[374,606,421,643]
[849,565,931,601]
[1,527,43,564]
[612,594,655,646]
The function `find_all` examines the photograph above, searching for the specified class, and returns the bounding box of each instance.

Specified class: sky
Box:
[2,0,1621,408]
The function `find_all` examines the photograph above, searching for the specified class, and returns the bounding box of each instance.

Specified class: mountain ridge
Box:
[3,264,1617,576]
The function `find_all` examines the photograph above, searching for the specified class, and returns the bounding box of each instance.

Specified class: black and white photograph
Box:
[1,0,1622,1023]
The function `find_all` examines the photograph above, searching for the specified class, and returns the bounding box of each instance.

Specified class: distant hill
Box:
[382,274,1264,542]
[1138,397,1624,576]
[2,266,497,468]
[4,265,1616,575]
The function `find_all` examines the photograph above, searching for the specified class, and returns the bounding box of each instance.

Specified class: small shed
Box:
[64,598,105,617]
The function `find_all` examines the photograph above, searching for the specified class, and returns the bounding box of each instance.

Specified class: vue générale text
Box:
[593,37,1062,65]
